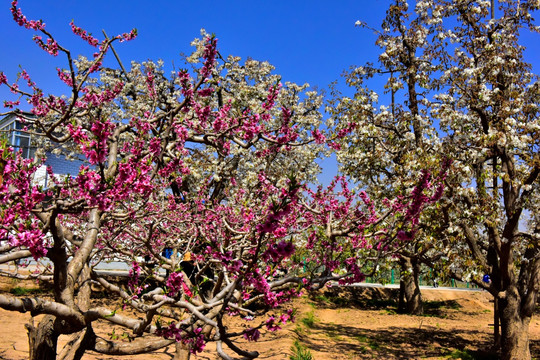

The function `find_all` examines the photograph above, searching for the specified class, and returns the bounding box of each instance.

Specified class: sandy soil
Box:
[0,277,538,360]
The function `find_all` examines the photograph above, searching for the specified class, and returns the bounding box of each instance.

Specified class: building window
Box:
[0,117,35,159]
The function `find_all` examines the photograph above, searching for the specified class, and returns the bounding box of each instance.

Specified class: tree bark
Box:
[398,256,423,315]
[57,326,95,360]
[498,289,532,360]
[174,341,191,360]
[26,315,58,360]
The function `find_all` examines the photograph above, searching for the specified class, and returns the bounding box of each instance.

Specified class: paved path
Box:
[337,282,484,292]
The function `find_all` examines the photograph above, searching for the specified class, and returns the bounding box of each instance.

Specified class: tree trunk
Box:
[174,341,191,360]
[498,290,532,360]
[57,326,95,360]
[26,315,59,360]
[398,256,423,315]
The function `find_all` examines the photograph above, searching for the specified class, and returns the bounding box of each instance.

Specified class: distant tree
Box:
[329,0,446,315]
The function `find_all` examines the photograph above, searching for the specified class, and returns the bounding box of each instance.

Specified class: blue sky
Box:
[0,1,390,97]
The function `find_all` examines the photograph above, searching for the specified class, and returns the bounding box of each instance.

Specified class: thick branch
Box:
[93,337,174,355]
[0,294,85,327]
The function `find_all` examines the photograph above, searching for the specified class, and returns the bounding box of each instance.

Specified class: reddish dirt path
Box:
[1,278,538,359]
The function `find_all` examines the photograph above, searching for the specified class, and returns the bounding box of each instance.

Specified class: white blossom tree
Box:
[426,1,540,358]
[332,1,540,358]
[329,0,445,315]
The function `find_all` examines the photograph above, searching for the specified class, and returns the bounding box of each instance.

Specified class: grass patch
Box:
[290,340,313,360]
[293,323,306,335]
[10,286,50,296]
[354,334,382,351]
[314,294,330,303]
[357,345,368,354]
[355,334,369,342]
[448,349,475,360]
[446,348,498,360]
[368,339,381,350]
[300,311,316,328]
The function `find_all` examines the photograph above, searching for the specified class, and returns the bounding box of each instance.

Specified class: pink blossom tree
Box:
[0,2,328,359]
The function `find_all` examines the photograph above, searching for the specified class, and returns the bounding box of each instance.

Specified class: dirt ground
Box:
[0,277,539,360]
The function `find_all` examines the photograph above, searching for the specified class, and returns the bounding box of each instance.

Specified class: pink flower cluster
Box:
[256,177,300,235]
[243,327,261,342]
[0,144,47,260]
[10,226,47,260]
[118,29,137,42]
[265,310,294,332]
[145,69,155,98]
[128,261,141,294]
[200,36,218,78]
[70,21,99,47]
[166,272,193,298]
[391,159,451,242]
[263,240,295,262]
[32,36,59,56]
[11,1,44,30]
[156,325,205,354]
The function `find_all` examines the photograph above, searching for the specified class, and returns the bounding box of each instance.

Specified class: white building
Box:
[0,112,82,187]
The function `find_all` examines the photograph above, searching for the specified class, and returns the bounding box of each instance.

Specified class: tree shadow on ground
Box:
[530,338,539,359]
[300,322,499,359]
[309,287,467,319]
[308,287,398,310]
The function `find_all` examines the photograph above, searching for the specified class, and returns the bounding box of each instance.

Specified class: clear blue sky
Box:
[0,1,391,97]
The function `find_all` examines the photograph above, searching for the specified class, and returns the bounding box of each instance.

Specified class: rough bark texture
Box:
[498,289,532,360]
[398,256,423,315]
[26,315,58,360]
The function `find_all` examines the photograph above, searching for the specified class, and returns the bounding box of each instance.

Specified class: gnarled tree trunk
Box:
[26,315,59,360]
[498,288,532,360]
[398,256,423,315]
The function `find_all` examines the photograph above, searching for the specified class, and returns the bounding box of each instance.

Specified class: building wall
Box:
[1,114,86,188]
[44,153,82,176]
[32,153,83,188]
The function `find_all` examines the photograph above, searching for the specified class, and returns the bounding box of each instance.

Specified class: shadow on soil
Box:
[304,286,540,359]
[301,322,498,359]
[309,287,464,318]
[308,286,398,310]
